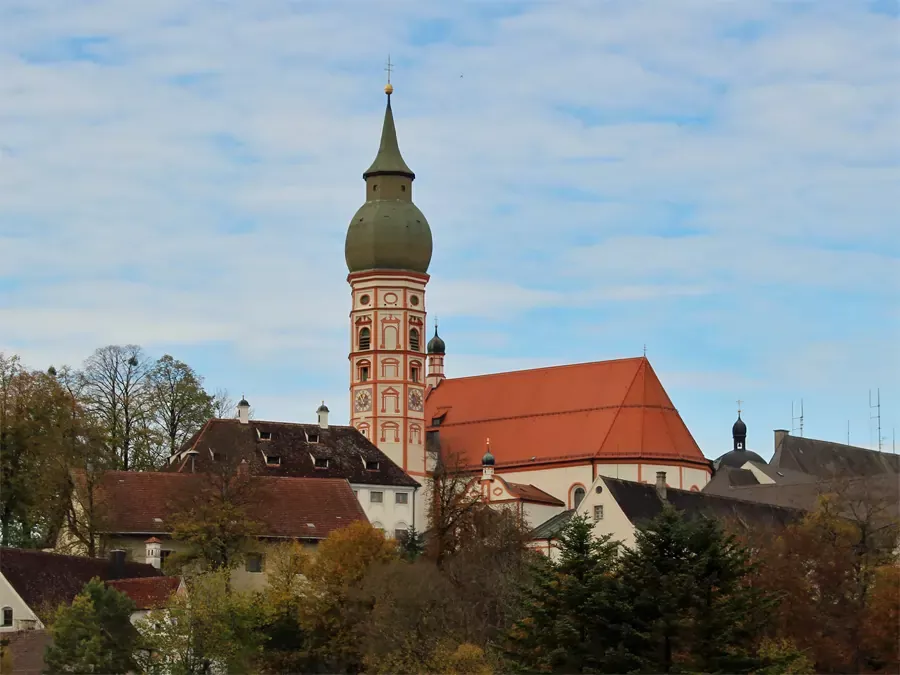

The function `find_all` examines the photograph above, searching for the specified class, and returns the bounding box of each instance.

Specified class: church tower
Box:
[345,80,433,484]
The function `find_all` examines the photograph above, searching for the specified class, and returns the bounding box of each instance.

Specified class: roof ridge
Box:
[594,358,645,456]
[441,356,646,384]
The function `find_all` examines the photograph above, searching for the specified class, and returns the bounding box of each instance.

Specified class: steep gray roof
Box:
[604,477,802,531]
[705,474,899,519]
[771,433,900,479]
[530,509,574,540]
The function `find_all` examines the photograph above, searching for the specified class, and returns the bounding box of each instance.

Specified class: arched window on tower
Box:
[409,328,420,352]
[358,327,371,350]
[573,487,586,509]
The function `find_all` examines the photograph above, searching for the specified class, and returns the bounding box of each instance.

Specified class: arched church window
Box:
[359,327,371,350]
[409,328,420,352]
[573,487,586,509]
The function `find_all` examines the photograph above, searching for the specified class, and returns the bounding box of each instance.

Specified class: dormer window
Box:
[212,452,225,462]
[308,432,319,443]
[314,457,329,469]
[258,431,272,441]
[431,417,442,426]
[266,455,281,466]
[365,460,380,471]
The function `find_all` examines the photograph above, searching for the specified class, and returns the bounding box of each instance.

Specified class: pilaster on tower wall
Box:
[348,270,430,487]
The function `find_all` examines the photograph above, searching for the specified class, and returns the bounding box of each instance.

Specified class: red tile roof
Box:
[106,576,182,610]
[0,548,160,621]
[71,470,368,540]
[426,357,708,470]
[502,480,566,506]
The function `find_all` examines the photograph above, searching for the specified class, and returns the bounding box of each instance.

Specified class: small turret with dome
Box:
[481,438,495,482]
[713,403,766,471]
[426,319,446,388]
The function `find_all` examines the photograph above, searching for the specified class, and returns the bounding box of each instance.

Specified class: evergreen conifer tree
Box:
[618,505,775,673]
[400,526,425,561]
[506,514,629,673]
[44,577,138,674]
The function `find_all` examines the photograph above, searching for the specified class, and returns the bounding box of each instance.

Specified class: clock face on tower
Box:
[354,390,372,413]
[408,389,423,412]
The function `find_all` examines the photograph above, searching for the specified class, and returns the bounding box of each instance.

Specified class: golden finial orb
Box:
[384,82,394,95]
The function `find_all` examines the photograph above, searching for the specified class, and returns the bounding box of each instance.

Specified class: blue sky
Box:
[1,0,898,460]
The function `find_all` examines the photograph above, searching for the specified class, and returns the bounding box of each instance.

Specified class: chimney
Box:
[317,401,330,429]
[238,458,249,477]
[774,429,789,451]
[237,396,250,424]
[108,549,127,579]
[145,537,162,569]
[655,471,667,500]
[187,450,198,473]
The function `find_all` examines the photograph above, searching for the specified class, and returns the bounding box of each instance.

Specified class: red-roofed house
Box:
[59,469,369,591]
[107,576,186,623]
[0,548,165,632]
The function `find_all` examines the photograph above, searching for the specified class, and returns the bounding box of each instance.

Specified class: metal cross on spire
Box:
[737,399,744,414]
[385,54,393,84]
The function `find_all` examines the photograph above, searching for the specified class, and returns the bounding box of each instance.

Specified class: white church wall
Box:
[577,477,639,550]
[522,502,566,530]
[495,463,594,508]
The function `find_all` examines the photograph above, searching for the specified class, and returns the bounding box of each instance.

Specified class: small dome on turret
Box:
[238,397,250,407]
[733,413,747,437]
[427,326,446,355]
[482,449,495,466]
[317,401,330,413]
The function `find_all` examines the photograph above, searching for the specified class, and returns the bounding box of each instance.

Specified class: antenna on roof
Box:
[643,344,646,357]
[847,420,850,445]
[869,388,883,451]
[791,399,804,438]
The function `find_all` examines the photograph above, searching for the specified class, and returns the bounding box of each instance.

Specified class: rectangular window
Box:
[593,505,604,522]
[370,491,383,504]
[266,455,281,466]
[365,460,380,471]
[314,457,329,469]
[395,492,409,505]
[394,529,408,542]
[411,366,420,382]
[2,607,12,626]
[360,366,370,382]
[245,553,264,573]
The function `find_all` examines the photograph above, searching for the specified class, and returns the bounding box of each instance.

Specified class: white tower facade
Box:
[348,270,429,480]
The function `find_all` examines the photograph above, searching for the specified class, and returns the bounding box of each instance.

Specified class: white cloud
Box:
[0,0,897,453]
